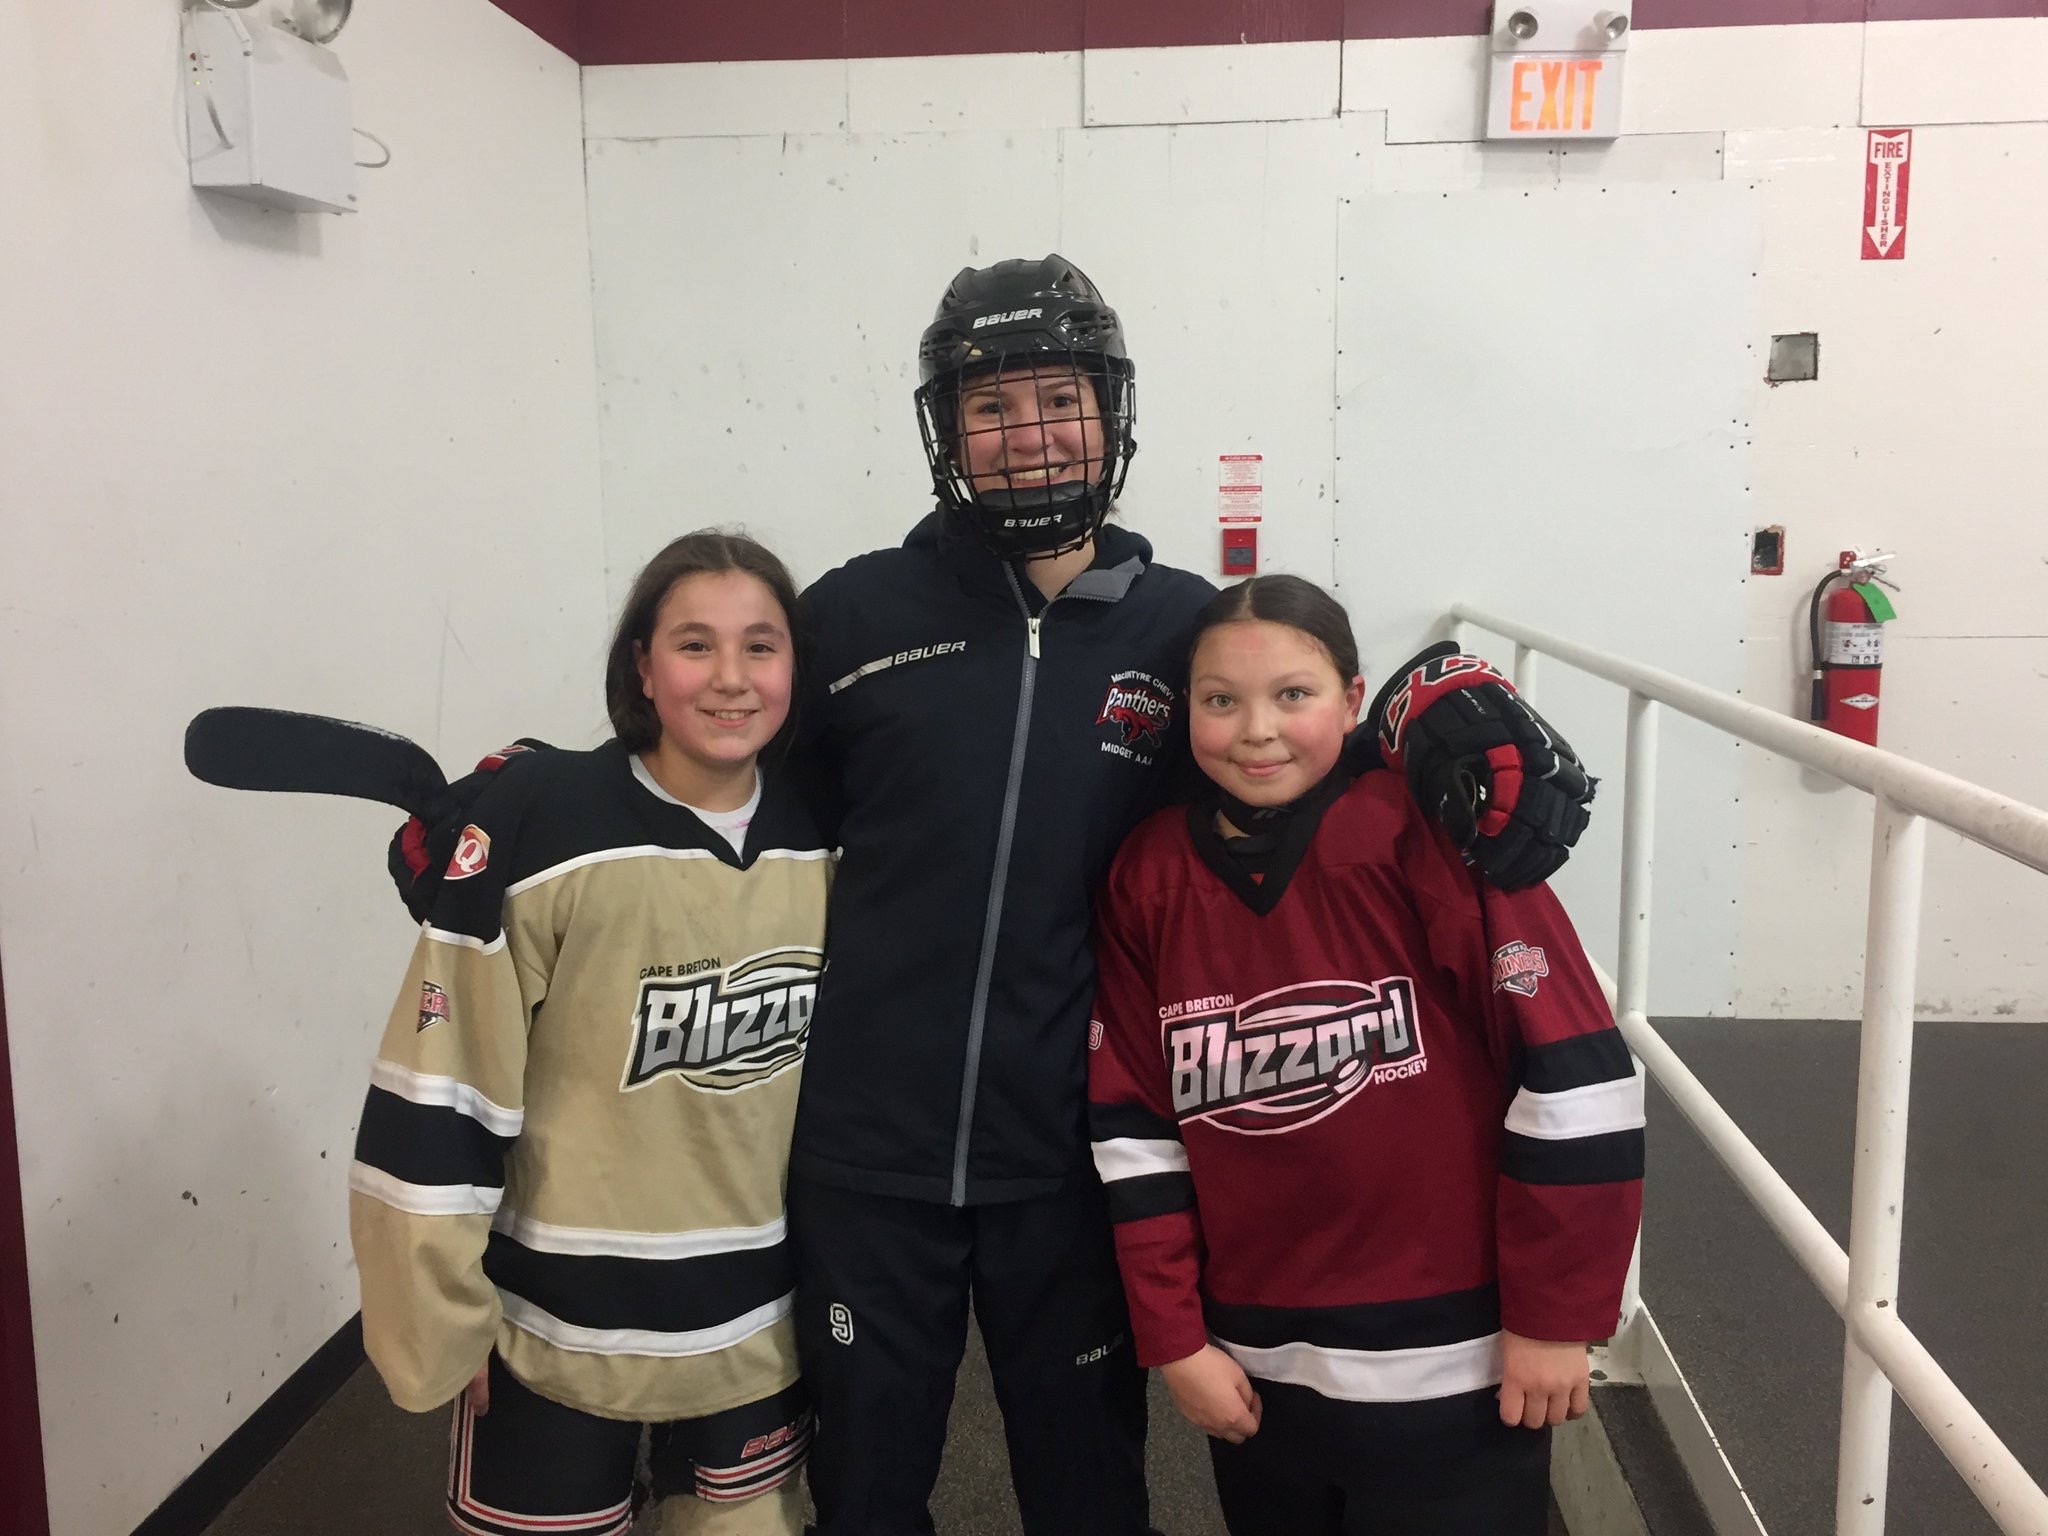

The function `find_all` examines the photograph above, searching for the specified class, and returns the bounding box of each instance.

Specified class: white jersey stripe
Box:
[1504,1064,1646,1141]
[423,924,507,956]
[505,844,717,896]
[348,1160,503,1217]
[490,1209,786,1261]
[504,843,833,898]
[1090,1136,1191,1184]
[1216,1330,1503,1404]
[368,1059,524,1137]
[499,1290,793,1358]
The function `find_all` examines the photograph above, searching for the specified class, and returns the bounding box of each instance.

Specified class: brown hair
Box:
[604,530,804,755]
[1189,574,1361,682]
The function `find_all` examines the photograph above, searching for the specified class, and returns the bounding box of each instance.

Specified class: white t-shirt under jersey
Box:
[631,756,761,858]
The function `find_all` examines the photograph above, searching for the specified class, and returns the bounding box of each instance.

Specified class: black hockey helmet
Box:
[913,254,1138,559]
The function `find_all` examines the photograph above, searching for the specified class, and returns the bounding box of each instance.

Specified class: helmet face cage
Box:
[915,347,1138,560]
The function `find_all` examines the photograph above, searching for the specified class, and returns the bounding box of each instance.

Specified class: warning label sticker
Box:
[1218,453,1263,524]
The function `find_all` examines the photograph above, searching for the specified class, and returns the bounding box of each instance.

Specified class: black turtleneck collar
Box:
[1186,766,1352,915]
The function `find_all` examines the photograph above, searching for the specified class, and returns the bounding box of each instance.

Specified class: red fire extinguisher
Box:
[1808,549,1898,746]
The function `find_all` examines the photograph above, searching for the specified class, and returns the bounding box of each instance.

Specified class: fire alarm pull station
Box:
[1222,527,1258,577]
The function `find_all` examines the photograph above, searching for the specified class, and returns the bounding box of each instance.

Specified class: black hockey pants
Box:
[1208,1378,1552,1536]
[788,1176,1151,1536]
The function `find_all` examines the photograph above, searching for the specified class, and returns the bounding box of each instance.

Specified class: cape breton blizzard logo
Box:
[1164,978,1426,1134]
[416,981,450,1033]
[1490,941,1549,998]
[623,947,823,1093]
[1096,671,1175,762]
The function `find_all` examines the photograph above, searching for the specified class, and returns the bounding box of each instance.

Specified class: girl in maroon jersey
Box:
[1086,575,1643,1536]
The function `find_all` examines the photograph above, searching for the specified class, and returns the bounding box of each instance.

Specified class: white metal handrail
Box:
[1449,603,2048,1536]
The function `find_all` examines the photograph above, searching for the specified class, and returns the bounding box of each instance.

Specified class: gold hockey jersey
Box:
[349,741,831,1421]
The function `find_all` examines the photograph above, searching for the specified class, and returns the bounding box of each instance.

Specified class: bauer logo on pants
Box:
[445,825,490,881]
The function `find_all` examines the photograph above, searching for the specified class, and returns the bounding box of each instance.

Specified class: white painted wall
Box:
[1333,184,1759,1017]
[0,4,604,1532]
[584,22,2048,1024]
[5,15,2042,1531]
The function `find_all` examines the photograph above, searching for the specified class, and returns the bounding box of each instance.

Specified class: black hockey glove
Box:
[387,740,554,922]
[1350,643,1596,891]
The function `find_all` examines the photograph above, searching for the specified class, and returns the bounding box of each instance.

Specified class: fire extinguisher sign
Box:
[1862,129,1911,261]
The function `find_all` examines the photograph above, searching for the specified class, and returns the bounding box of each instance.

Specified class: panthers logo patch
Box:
[1096,670,1175,763]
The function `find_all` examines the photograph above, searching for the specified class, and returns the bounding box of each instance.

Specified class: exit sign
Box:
[1485,3,1628,140]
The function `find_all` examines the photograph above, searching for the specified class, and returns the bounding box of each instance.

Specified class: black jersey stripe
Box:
[1089,1099,1182,1144]
[483,1231,794,1336]
[1103,1170,1196,1224]
[353,1086,515,1192]
[1204,1282,1500,1354]
[1500,1126,1646,1186]
[1519,1029,1637,1094]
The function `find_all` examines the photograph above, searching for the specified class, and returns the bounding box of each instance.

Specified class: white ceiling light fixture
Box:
[206,0,353,46]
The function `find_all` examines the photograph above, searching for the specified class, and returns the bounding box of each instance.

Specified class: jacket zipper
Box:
[950,565,1047,1205]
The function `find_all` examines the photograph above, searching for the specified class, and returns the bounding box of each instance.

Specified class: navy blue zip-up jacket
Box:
[790,511,1215,1206]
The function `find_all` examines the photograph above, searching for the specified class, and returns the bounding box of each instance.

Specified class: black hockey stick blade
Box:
[185,707,450,818]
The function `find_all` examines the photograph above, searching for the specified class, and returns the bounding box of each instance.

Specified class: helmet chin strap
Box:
[953,474,1107,560]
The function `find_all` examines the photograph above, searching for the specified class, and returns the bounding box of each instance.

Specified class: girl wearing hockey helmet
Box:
[788,256,1192,1536]
[1086,575,1640,1536]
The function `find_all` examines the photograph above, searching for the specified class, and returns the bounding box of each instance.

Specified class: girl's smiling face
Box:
[1189,620,1365,809]
[634,569,793,804]
[953,362,1106,501]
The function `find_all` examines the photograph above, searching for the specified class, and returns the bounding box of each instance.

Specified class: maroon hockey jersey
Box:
[1087,770,1642,1413]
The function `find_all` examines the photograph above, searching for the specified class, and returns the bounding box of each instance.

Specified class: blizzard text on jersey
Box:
[1165,978,1425,1133]
[625,947,823,1092]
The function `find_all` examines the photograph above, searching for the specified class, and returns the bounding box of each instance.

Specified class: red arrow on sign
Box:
[1863,129,1912,261]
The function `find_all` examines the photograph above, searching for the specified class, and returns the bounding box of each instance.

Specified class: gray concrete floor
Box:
[202,1323,1567,1534]
[187,1015,2048,1535]
[1639,1018,2048,1536]
[201,1326,1230,1536]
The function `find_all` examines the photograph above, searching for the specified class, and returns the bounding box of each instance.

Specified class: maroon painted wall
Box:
[0,946,49,1536]
[494,0,2047,66]
[486,0,580,57]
